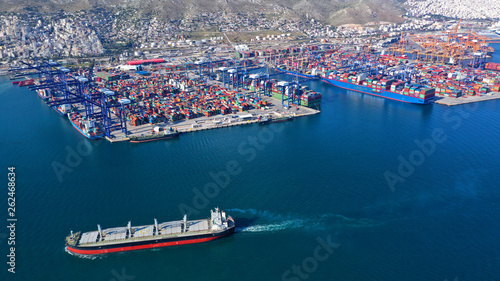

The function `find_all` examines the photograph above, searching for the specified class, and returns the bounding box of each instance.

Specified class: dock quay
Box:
[11,57,322,143]
[434,92,500,106]
[107,94,320,142]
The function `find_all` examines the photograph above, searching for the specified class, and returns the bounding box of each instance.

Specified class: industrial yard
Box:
[10,52,323,143]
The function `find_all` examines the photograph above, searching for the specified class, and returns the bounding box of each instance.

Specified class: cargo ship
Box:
[320,75,435,104]
[18,78,35,87]
[48,98,73,115]
[36,89,51,100]
[486,46,495,56]
[130,128,179,143]
[274,67,433,104]
[65,208,235,255]
[12,78,35,86]
[68,113,104,140]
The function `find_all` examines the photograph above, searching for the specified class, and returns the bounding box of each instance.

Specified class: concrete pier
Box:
[107,94,320,143]
[434,92,500,106]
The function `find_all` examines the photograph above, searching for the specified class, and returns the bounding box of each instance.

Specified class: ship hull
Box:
[69,118,103,140]
[37,89,50,100]
[52,106,66,115]
[272,117,293,123]
[130,132,179,143]
[66,227,234,255]
[321,78,432,104]
[259,117,293,125]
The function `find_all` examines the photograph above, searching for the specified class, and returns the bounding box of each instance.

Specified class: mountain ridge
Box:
[0,0,405,26]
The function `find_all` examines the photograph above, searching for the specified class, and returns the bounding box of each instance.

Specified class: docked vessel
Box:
[50,101,73,115]
[275,66,433,104]
[130,127,179,143]
[14,78,35,87]
[35,79,52,100]
[68,113,104,140]
[486,46,495,56]
[65,208,235,255]
[53,105,71,115]
[320,75,435,104]
[258,114,294,124]
[36,89,51,100]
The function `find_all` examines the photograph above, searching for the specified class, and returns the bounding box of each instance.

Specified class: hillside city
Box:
[405,0,500,19]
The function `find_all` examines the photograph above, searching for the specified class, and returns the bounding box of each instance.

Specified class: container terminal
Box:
[9,56,321,142]
[262,25,500,106]
[8,25,500,142]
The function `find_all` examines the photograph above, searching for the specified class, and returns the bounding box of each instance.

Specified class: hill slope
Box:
[0,0,405,26]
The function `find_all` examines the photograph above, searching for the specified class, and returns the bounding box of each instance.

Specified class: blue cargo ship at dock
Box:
[320,77,433,104]
[274,67,433,104]
[68,113,104,140]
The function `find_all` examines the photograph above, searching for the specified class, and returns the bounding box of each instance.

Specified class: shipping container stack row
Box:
[299,51,400,80]
[323,68,435,100]
[416,63,500,98]
[300,86,322,107]
[485,62,500,71]
[400,84,436,99]
[262,79,322,107]
[89,74,274,126]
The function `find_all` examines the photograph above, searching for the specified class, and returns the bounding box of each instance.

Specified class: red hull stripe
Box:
[66,235,226,255]
[53,107,65,115]
[70,120,103,140]
[275,68,318,79]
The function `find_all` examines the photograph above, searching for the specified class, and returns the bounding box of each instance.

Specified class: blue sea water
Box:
[1,50,500,281]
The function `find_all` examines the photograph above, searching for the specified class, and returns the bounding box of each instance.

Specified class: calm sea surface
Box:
[1,45,499,280]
